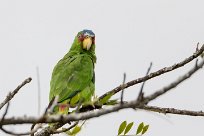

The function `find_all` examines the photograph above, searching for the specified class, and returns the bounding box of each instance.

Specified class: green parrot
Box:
[49,29,96,114]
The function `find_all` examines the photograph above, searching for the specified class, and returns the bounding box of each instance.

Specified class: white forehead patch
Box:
[84,32,95,37]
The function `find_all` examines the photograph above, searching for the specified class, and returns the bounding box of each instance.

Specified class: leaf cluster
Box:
[118,121,149,135]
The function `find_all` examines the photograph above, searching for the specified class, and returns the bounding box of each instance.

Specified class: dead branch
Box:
[120,73,126,104]
[143,59,203,104]
[141,105,204,116]
[0,78,32,110]
[99,44,204,100]
[137,62,153,102]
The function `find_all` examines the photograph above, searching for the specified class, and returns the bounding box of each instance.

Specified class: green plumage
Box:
[49,30,96,112]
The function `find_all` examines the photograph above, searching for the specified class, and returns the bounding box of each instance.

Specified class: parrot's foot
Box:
[79,105,95,112]
[79,103,101,112]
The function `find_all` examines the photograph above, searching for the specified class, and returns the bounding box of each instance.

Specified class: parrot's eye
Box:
[77,34,82,38]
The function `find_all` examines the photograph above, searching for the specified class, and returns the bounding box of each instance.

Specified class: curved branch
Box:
[143,59,203,103]
[0,124,42,136]
[99,44,204,100]
[141,105,204,116]
[0,77,32,110]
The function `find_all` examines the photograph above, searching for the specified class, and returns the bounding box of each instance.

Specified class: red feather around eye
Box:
[77,34,84,42]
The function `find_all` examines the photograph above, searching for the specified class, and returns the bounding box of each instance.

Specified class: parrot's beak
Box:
[83,37,92,50]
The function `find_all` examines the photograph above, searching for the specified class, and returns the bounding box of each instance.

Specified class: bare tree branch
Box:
[0,77,32,110]
[34,121,77,136]
[141,105,204,116]
[120,73,126,104]
[0,103,9,123]
[46,96,59,114]
[1,58,204,127]
[143,59,204,104]
[0,124,42,136]
[137,62,153,102]
[99,44,204,100]
[52,121,78,134]
[0,102,42,136]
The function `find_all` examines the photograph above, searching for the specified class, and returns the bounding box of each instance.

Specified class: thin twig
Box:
[0,124,42,136]
[137,62,153,102]
[196,42,199,52]
[52,122,78,134]
[0,77,32,110]
[46,96,59,114]
[143,59,204,104]
[0,103,10,124]
[99,44,204,100]
[0,103,10,135]
[141,105,204,116]
[0,103,42,136]
[120,73,126,104]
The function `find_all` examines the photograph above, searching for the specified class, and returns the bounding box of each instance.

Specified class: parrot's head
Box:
[76,29,95,51]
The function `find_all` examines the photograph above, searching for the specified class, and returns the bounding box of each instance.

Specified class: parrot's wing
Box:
[50,54,94,102]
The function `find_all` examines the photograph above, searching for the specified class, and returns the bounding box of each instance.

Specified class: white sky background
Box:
[0,0,204,135]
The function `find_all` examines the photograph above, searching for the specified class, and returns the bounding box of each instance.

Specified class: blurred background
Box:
[0,0,204,135]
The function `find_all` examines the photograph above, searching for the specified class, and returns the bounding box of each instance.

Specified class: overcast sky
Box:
[0,0,204,136]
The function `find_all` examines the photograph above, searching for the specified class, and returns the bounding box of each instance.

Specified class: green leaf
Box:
[136,122,144,135]
[65,130,71,135]
[99,92,114,105]
[124,122,134,135]
[142,125,149,134]
[70,126,81,135]
[118,121,127,135]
